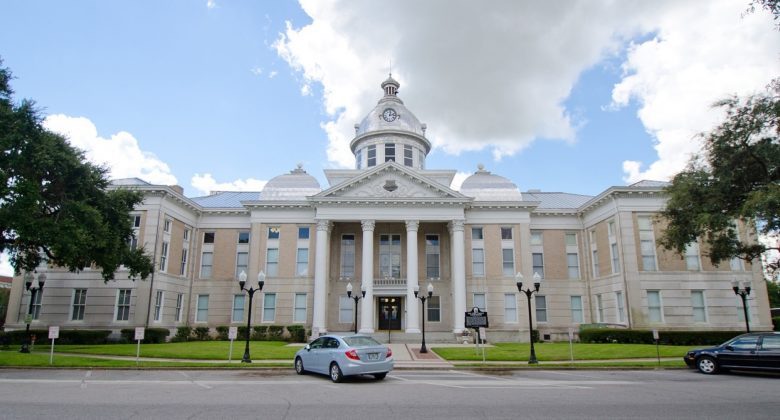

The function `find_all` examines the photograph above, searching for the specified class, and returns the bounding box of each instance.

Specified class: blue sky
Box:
[1,0,778,276]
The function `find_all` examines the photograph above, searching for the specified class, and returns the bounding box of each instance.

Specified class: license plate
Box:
[368,353,379,360]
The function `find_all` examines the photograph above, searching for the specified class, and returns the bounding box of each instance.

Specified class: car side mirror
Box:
[305,344,311,351]
[725,345,734,351]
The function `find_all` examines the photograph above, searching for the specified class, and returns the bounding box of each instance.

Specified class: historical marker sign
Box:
[48,326,60,339]
[465,307,489,329]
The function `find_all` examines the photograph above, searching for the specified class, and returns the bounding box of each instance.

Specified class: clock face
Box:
[382,108,397,122]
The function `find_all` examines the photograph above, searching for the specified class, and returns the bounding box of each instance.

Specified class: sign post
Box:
[228,327,238,362]
[568,328,575,363]
[465,307,489,364]
[652,329,660,367]
[134,327,145,366]
[48,326,59,365]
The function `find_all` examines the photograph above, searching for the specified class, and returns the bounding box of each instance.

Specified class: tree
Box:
[660,79,780,274]
[0,59,153,281]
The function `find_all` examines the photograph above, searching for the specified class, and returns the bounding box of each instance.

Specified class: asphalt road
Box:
[0,368,778,419]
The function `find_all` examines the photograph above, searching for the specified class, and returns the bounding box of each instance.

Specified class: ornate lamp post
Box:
[20,270,46,353]
[414,283,434,353]
[237,270,265,363]
[516,272,542,364]
[731,278,752,333]
[346,282,365,335]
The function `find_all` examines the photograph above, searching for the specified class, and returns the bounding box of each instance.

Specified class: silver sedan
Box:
[294,334,394,382]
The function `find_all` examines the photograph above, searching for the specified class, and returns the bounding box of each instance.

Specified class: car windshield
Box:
[343,336,381,347]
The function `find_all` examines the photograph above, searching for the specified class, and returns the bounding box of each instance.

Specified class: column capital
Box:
[316,220,332,232]
[361,219,376,232]
[448,219,465,233]
[405,220,420,232]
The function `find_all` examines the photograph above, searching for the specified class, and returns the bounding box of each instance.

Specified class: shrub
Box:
[579,328,741,345]
[193,326,211,341]
[267,325,284,341]
[216,326,229,341]
[120,328,170,344]
[287,325,306,343]
[4,329,48,345]
[173,326,192,342]
[253,325,268,341]
[56,330,111,345]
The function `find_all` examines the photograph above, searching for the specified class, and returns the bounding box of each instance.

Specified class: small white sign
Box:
[48,326,60,339]
[135,327,145,341]
[228,326,238,340]
[652,329,659,341]
[568,328,575,341]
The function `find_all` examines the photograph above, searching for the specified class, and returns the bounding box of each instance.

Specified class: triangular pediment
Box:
[313,161,468,201]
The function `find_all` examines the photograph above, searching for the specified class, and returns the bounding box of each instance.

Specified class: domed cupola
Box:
[261,164,321,201]
[460,164,523,201]
[351,75,431,170]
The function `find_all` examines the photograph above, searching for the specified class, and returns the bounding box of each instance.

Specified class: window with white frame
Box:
[268,227,280,239]
[647,291,663,322]
[296,248,309,276]
[637,216,657,271]
[385,143,395,162]
[196,294,209,322]
[266,248,279,277]
[116,289,131,321]
[236,252,249,278]
[471,227,483,240]
[592,250,599,278]
[175,293,183,322]
[180,249,188,276]
[501,227,513,240]
[473,293,486,311]
[567,253,580,280]
[571,296,583,323]
[404,144,413,167]
[160,241,169,272]
[203,231,215,244]
[232,294,245,323]
[200,252,213,279]
[379,234,401,278]
[532,253,544,278]
[428,296,441,322]
[71,289,87,321]
[472,248,485,277]
[565,233,577,247]
[426,235,440,279]
[298,227,310,239]
[685,242,700,270]
[183,228,190,241]
[730,256,744,271]
[293,293,307,323]
[691,290,707,322]
[163,218,171,233]
[535,295,547,322]
[153,290,164,322]
[530,230,543,245]
[504,293,517,323]
[238,231,250,244]
[340,234,355,278]
[132,214,141,228]
[503,248,515,276]
[263,293,277,322]
[367,145,376,167]
[356,148,363,170]
[610,243,620,274]
[596,294,604,323]
[616,291,625,323]
[339,296,353,323]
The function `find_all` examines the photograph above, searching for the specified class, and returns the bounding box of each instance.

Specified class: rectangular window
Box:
[116,289,131,321]
[608,221,616,237]
[183,228,190,241]
[385,143,395,162]
[610,243,619,274]
[132,215,141,228]
[638,216,657,271]
[565,233,577,246]
[232,294,245,323]
[367,145,376,167]
[472,248,485,277]
[730,256,744,271]
[428,295,441,322]
[532,252,544,279]
[567,253,580,279]
[339,296,353,324]
[471,227,483,240]
[501,227,513,240]
[293,293,307,323]
[296,248,309,276]
[268,227,280,239]
[596,294,604,323]
[203,232,215,244]
[504,293,517,323]
[238,231,250,244]
[691,290,707,322]
[685,242,700,270]
[153,290,164,322]
[263,293,277,322]
[71,289,87,321]
[298,227,310,239]
[473,293,486,311]
[236,251,249,278]
[425,234,440,279]
[592,250,599,277]
[175,293,183,322]
[266,248,279,277]
[160,241,169,272]
[530,231,543,245]
[163,219,171,233]
[200,252,213,279]
[648,291,663,322]
[379,234,401,278]
[503,248,515,276]
[404,144,413,167]
[571,296,583,323]
[180,249,188,276]
[616,291,625,323]
[356,149,363,170]
[340,234,355,278]
[535,295,547,323]
[196,294,209,322]
[129,236,138,251]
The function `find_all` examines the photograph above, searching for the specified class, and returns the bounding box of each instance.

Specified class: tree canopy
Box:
[0,59,154,281]
[660,79,780,274]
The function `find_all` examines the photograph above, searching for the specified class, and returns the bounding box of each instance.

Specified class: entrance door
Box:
[378,297,402,330]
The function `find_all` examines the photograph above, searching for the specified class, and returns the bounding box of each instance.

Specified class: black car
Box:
[684,332,780,374]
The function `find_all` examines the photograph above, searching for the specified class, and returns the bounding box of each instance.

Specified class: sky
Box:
[0,0,778,276]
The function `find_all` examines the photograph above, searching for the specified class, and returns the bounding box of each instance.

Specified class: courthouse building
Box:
[4,76,773,341]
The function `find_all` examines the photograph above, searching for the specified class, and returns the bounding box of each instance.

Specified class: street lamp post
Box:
[20,270,46,353]
[516,272,542,364]
[237,270,265,363]
[731,278,752,333]
[414,283,434,354]
[346,282,365,334]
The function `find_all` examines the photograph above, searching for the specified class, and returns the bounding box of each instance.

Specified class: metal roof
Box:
[191,191,261,208]
[522,191,593,209]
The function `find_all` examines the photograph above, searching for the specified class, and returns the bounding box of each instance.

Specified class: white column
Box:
[311,220,331,336]
[449,219,466,333]
[360,220,375,333]
[405,220,421,333]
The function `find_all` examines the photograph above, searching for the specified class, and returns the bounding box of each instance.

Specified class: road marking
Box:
[81,370,91,389]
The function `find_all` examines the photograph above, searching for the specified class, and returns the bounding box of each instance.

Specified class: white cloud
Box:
[191,173,268,196]
[268,70,278,79]
[275,0,779,182]
[251,67,263,76]
[44,115,178,185]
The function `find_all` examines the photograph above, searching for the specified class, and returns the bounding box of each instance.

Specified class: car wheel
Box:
[294,357,306,375]
[373,372,387,380]
[330,362,344,383]
[697,356,719,374]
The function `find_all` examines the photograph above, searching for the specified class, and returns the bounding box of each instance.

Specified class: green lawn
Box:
[0,350,290,368]
[52,340,301,360]
[432,342,690,361]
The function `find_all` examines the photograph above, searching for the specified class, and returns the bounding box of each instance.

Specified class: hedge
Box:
[579,328,742,346]
[120,327,170,344]
[0,329,111,345]
[773,317,780,331]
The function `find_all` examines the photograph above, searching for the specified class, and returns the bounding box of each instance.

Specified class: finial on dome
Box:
[382,73,399,97]
[291,163,306,174]
[477,163,486,172]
